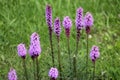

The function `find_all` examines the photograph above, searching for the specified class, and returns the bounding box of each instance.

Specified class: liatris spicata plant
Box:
[90,46,100,80]
[84,12,94,79]
[8,68,17,80]
[45,5,55,67]
[54,17,62,80]
[49,67,59,80]
[17,43,28,80]
[29,32,41,80]
[74,7,84,79]
[62,16,72,77]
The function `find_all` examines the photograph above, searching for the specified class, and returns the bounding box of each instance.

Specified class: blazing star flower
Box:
[84,12,94,34]
[90,46,100,63]
[8,68,17,80]
[17,43,27,59]
[46,5,52,29]
[62,16,72,38]
[29,32,41,58]
[54,17,61,37]
[75,7,84,30]
[48,67,58,79]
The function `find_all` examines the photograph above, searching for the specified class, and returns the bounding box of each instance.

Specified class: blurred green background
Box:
[0,0,120,79]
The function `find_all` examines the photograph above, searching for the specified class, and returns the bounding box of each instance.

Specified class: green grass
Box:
[0,0,120,79]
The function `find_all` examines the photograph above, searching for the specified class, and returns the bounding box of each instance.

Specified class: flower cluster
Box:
[46,5,52,29]
[8,68,17,80]
[29,32,41,58]
[62,16,72,38]
[75,7,84,30]
[90,46,100,62]
[54,17,61,37]
[17,43,27,59]
[48,67,59,79]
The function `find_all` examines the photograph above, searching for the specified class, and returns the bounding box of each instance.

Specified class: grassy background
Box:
[0,0,120,79]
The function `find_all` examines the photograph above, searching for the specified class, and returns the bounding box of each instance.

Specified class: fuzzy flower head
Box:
[29,32,41,58]
[62,16,72,38]
[54,17,61,37]
[17,43,27,59]
[48,67,58,79]
[90,46,100,63]
[46,5,52,29]
[84,12,94,34]
[8,68,17,80]
[75,7,84,30]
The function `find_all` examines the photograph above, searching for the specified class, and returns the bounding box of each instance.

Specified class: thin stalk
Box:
[33,59,36,80]
[36,57,40,80]
[50,78,56,80]
[49,29,55,67]
[57,36,62,80]
[93,62,95,80]
[23,59,28,80]
[86,33,89,79]
[73,55,77,80]
[67,37,71,77]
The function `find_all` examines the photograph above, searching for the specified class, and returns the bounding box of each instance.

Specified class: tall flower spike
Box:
[75,7,84,30]
[84,12,94,34]
[62,16,72,38]
[29,32,41,59]
[17,43,27,59]
[46,5,52,29]
[48,67,59,79]
[54,17,61,37]
[90,46,100,63]
[8,68,17,80]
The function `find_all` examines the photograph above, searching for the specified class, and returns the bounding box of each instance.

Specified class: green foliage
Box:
[0,0,120,79]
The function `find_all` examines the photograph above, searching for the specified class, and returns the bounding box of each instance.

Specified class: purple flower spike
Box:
[54,17,61,37]
[8,68,17,80]
[46,5,52,29]
[90,46,100,63]
[75,7,84,30]
[29,32,41,59]
[48,67,58,79]
[17,43,27,59]
[62,16,72,38]
[84,12,94,34]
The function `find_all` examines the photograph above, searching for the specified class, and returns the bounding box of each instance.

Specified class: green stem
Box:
[33,59,36,80]
[49,29,55,67]
[36,57,40,80]
[73,55,77,80]
[23,59,28,80]
[86,33,89,79]
[57,36,62,80]
[93,62,95,80]
[67,37,71,78]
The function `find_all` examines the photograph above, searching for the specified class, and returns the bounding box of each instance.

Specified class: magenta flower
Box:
[29,32,41,58]
[75,7,84,30]
[8,68,17,80]
[48,67,59,79]
[62,16,72,38]
[17,43,27,59]
[54,17,61,37]
[84,12,94,34]
[90,46,100,63]
[46,5,52,29]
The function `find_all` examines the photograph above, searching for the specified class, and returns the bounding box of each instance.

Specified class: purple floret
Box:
[48,67,59,79]
[17,43,27,59]
[54,17,61,37]
[62,16,72,38]
[8,68,17,80]
[46,5,52,29]
[90,46,100,63]
[29,32,41,58]
[75,7,84,30]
